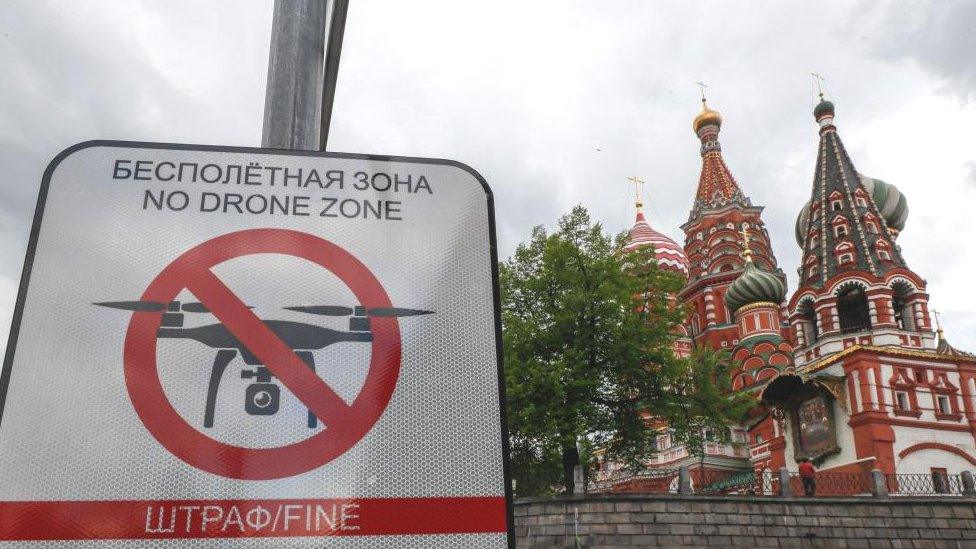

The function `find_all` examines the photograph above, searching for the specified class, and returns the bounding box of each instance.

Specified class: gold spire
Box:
[740,227,754,263]
[627,176,645,212]
[933,309,944,336]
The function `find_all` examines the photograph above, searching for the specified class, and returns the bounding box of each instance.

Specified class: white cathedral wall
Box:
[897,448,973,475]
[892,426,976,474]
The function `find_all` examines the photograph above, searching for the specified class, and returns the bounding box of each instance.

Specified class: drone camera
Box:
[241,367,281,416]
[245,383,280,416]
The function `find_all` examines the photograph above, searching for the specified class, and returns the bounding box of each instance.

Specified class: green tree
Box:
[501,206,750,495]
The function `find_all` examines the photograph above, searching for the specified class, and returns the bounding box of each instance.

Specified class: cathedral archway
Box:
[836,284,871,334]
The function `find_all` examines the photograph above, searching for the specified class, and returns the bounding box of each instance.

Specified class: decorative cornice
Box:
[800,344,976,375]
[735,301,780,315]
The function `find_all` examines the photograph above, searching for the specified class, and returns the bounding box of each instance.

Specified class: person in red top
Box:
[798,458,816,496]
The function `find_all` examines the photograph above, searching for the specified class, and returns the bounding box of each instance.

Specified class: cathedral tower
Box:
[787,98,935,365]
[679,97,787,351]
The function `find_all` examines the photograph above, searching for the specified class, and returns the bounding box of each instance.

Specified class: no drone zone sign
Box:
[0,142,513,547]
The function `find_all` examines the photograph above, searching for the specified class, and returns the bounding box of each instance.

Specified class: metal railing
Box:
[586,466,976,498]
[587,468,678,494]
[692,469,767,495]
[788,471,873,497]
[885,473,965,496]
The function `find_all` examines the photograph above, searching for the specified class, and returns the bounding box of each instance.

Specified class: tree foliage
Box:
[501,206,751,496]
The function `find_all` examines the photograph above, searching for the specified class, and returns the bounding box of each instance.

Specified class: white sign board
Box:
[0,142,512,547]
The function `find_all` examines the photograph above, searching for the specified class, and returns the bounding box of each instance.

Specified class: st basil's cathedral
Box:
[610,93,976,484]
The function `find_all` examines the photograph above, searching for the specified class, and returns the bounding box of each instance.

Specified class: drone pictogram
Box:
[96,299,432,429]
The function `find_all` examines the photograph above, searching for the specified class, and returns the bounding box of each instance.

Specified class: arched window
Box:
[800,300,819,344]
[834,224,848,238]
[892,281,916,331]
[837,285,872,334]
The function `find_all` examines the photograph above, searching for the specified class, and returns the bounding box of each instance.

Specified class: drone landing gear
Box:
[203,349,236,428]
[296,351,318,428]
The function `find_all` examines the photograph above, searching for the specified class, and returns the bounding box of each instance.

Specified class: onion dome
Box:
[813,99,835,122]
[794,198,812,247]
[725,236,786,313]
[858,174,908,232]
[693,103,722,133]
[794,173,909,246]
[622,210,689,277]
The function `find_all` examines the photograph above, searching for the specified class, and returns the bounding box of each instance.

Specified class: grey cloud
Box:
[860,0,976,102]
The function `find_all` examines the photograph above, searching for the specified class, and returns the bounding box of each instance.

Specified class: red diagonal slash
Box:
[184,268,352,431]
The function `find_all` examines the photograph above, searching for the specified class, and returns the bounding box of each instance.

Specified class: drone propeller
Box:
[285,305,433,317]
[284,305,354,316]
[93,301,229,313]
[366,307,434,317]
[95,301,168,312]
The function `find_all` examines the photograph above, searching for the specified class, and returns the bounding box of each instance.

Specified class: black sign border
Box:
[0,140,515,547]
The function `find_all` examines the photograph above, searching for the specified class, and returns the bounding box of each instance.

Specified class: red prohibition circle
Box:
[123,228,401,480]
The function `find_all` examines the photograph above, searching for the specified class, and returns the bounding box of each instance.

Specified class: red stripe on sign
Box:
[0,497,508,540]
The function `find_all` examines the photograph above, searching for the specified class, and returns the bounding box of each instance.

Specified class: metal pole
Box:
[318,0,349,151]
[261,0,348,151]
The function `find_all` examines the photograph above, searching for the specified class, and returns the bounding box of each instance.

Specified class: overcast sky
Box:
[2,1,975,351]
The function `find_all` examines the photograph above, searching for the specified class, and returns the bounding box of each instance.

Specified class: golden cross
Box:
[696,81,708,104]
[933,309,943,332]
[811,73,826,100]
[627,176,645,210]
[740,227,753,262]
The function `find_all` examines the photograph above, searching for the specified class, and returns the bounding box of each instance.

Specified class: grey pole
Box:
[261,0,348,151]
[318,0,349,151]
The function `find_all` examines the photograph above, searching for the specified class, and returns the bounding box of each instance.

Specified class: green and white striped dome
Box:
[858,174,908,231]
[725,260,787,313]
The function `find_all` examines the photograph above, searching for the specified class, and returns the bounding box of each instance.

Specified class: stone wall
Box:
[515,493,976,547]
